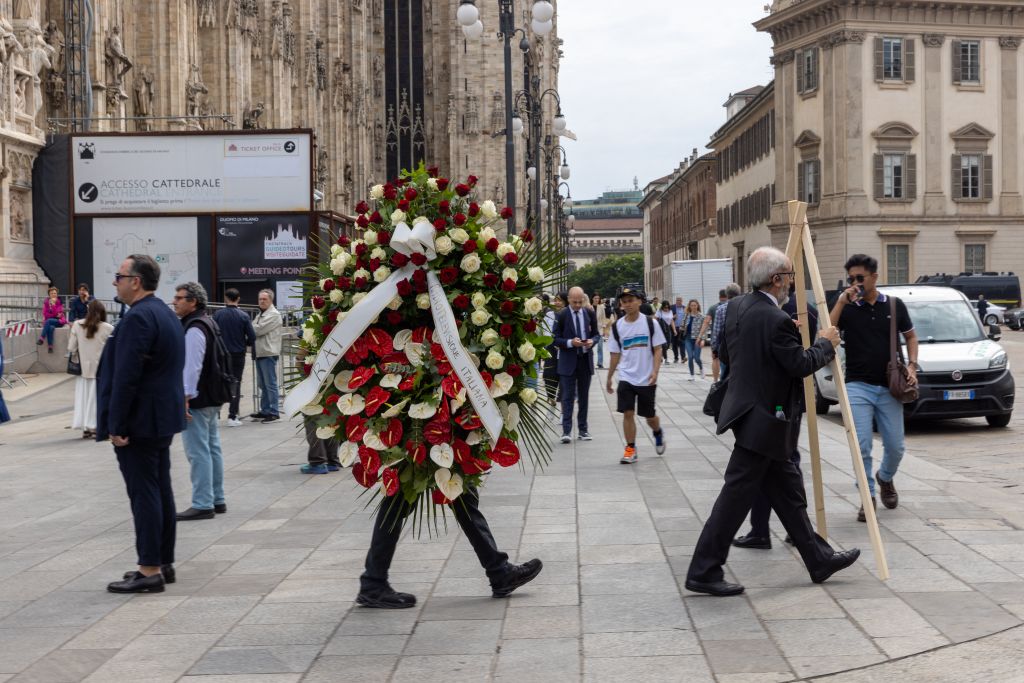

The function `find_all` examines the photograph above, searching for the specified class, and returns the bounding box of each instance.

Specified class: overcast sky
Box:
[557,1,774,200]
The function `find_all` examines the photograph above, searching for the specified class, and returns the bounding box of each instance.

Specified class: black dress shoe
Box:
[176,507,215,521]
[214,503,227,514]
[261,415,280,423]
[785,535,794,546]
[356,586,417,609]
[250,412,269,419]
[732,534,772,550]
[685,578,745,596]
[123,564,175,584]
[491,559,543,597]
[108,571,165,593]
[810,548,861,584]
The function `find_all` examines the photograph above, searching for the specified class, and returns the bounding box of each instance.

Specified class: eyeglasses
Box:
[847,274,868,284]
[113,273,138,282]
[775,271,796,279]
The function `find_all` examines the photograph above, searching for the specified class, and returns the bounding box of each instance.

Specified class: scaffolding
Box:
[64,0,93,131]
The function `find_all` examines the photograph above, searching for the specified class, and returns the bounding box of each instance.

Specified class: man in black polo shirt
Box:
[213,288,256,427]
[830,254,919,522]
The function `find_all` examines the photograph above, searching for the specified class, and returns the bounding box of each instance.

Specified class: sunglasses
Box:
[847,274,869,284]
[114,273,138,282]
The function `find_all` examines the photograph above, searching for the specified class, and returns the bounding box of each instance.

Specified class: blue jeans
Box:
[41,317,63,345]
[256,356,279,416]
[181,406,225,510]
[595,335,605,367]
[684,338,703,376]
[847,381,905,496]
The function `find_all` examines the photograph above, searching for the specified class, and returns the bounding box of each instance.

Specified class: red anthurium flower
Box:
[483,273,499,287]
[453,409,482,431]
[353,462,378,488]
[348,366,375,390]
[392,252,409,267]
[346,414,368,442]
[404,187,418,201]
[357,215,369,228]
[453,438,490,475]
[485,238,500,252]
[381,468,400,496]
[355,200,369,214]
[455,183,470,197]
[501,278,517,292]
[479,370,493,387]
[397,199,410,211]
[364,386,391,416]
[379,418,403,447]
[430,343,447,363]
[524,319,537,332]
[432,488,452,505]
[468,202,480,217]
[396,279,412,296]
[453,213,467,226]
[411,327,433,343]
[433,218,447,232]
[302,363,312,376]
[365,328,395,357]
[453,294,470,310]
[423,416,451,445]
[379,351,409,366]
[500,324,513,337]
[442,374,464,399]
[407,439,427,464]
[462,239,478,254]
[312,295,325,309]
[411,252,428,266]
[506,363,522,377]
[398,374,416,391]
[437,178,450,191]
[386,310,403,325]
[467,175,479,187]
[440,267,459,285]
[435,358,453,375]
[359,445,381,473]
[500,300,515,314]
[489,437,521,467]
[438,200,451,214]
[503,252,518,265]
[500,206,514,219]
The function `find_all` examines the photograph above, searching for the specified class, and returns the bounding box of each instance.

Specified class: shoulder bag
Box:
[67,351,82,376]
[887,297,918,403]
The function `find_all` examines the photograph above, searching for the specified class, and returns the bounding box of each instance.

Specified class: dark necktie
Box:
[574,311,584,355]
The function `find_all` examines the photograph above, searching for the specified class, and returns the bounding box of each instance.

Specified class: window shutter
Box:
[906,154,917,200]
[798,162,806,202]
[905,38,916,82]
[951,40,962,84]
[874,37,885,81]
[812,160,821,205]
[796,53,805,93]
[810,48,819,90]
[951,154,962,198]
[984,154,994,200]
[873,154,884,199]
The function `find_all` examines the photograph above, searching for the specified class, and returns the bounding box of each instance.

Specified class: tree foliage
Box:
[566,253,644,299]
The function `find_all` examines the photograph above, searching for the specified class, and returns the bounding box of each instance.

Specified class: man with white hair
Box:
[252,288,283,423]
[686,247,860,596]
[552,286,600,442]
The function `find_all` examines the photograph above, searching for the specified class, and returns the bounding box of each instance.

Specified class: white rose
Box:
[479,226,496,242]
[519,387,538,405]
[413,215,431,227]
[331,244,343,257]
[379,373,402,389]
[339,441,358,467]
[370,184,384,200]
[373,266,391,283]
[330,256,347,275]
[352,292,367,305]
[512,236,524,251]
[316,425,337,440]
[416,293,431,309]
[524,297,543,316]
[302,327,316,343]
[387,295,403,310]
[518,342,536,362]
[371,247,387,260]
[392,329,413,350]
[334,370,354,391]
[435,468,464,501]
[434,235,454,255]
[472,292,488,309]
[480,329,500,347]
[338,393,366,415]
[427,178,439,191]
[471,309,491,326]
[496,242,515,259]
[430,443,455,468]
[528,266,544,283]
[480,200,498,219]
[364,230,378,246]
[489,372,514,398]
[460,253,481,273]
[502,267,518,283]
[353,268,370,281]
[448,228,470,244]
[329,289,344,304]
[485,349,505,370]
[391,209,407,225]
[409,402,437,419]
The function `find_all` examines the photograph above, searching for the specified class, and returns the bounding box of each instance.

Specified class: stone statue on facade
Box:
[185,64,208,123]
[243,101,265,129]
[269,1,284,59]
[464,94,480,135]
[446,93,456,137]
[10,191,28,241]
[226,0,241,29]
[492,183,504,205]
[352,0,362,12]
[44,21,64,73]
[372,0,382,33]
[373,55,382,98]
[304,32,316,88]
[316,38,327,91]
[283,2,296,66]
[105,26,133,96]
[345,162,353,184]
[241,0,259,39]
[13,0,37,22]
[489,90,503,133]
[333,59,352,110]
[27,24,53,120]
[316,148,329,190]
[198,0,217,28]
[133,65,154,127]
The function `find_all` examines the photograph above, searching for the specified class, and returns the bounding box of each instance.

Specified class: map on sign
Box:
[92,217,199,304]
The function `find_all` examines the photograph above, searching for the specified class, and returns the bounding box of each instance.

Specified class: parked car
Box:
[914,272,1021,309]
[1005,308,1024,330]
[814,285,1014,427]
[973,300,1005,326]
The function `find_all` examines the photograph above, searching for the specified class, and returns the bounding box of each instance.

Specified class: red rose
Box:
[322,279,335,292]
[483,272,499,287]
[381,468,400,496]
[432,488,452,505]
[500,300,515,314]
[502,278,517,292]
[467,175,479,187]
[404,187,418,201]
[336,276,351,290]
[370,210,383,224]
[463,239,478,254]
[453,213,467,226]
[364,386,391,416]
[354,277,367,289]
[321,323,335,335]
[338,235,351,247]
[394,177,406,186]
[500,324,513,337]
[440,267,459,285]
[500,206,514,219]
[503,252,518,265]
[396,279,412,296]
[486,238,500,252]
[302,363,312,376]
[455,183,471,197]
[397,199,410,211]
[311,295,325,309]
[524,319,537,332]
[433,218,447,232]
[520,229,534,242]
[411,269,427,286]
[438,200,451,215]
[411,252,428,266]
[348,366,375,390]
[355,200,369,214]
[356,215,369,228]
[383,184,398,199]
[328,310,339,323]
[368,257,381,271]
[407,439,427,464]
[386,311,403,325]
[377,230,391,245]
[453,294,470,309]
[353,462,378,488]
[355,259,368,271]
[346,414,368,442]
[507,363,522,377]
[427,166,440,178]
[436,178,450,191]
[468,202,480,217]
[379,418,403,447]
[392,252,409,267]
[488,437,521,467]
[355,242,368,257]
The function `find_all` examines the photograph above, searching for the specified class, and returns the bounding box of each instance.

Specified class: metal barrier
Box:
[1,319,33,388]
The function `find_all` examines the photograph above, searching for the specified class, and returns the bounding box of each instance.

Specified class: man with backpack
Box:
[605,287,667,464]
[213,288,256,427]
[173,282,230,521]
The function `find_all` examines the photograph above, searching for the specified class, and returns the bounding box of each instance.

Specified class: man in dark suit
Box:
[686,247,860,596]
[98,254,186,594]
[552,286,600,442]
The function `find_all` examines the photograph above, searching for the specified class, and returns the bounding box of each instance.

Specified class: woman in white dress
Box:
[68,299,113,438]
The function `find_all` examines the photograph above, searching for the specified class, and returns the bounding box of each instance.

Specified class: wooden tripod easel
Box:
[785,200,890,581]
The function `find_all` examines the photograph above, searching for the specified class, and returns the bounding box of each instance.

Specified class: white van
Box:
[814,285,1014,427]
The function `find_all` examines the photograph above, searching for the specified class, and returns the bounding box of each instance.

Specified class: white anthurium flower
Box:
[528,266,544,283]
[339,441,358,467]
[387,295,403,310]
[373,266,391,283]
[382,398,409,419]
[448,227,470,244]
[505,402,520,431]
[334,370,354,391]
[489,372,514,398]
[370,247,387,260]
[479,226,496,242]
[460,253,482,273]
[427,178,439,191]
[329,289,344,304]
[405,341,425,367]
[472,292,488,309]
[480,328,500,347]
[519,387,538,404]
[524,296,543,315]
[496,242,515,259]
[302,327,316,344]
[518,342,536,362]
[370,184,384,200]
[392,329,413,351]
[352,292,367,305]
[416,293,431,309]
[409,402,437,419]
[435,468,464,501]
[363,431,387,451]
[480,200,498,219]
[364,230,379,246]
[316,425,337,440]
[390,209,407,225]
[435,235,454,255]
[485,349,505,370]
[502,267,518,283]
[451,388,467,410]
[338,393,366,415]
[465,430,482,446]
[471,309,491,326]
[300,403,324,416]
[430,443,455,468]
[379,373,402,389]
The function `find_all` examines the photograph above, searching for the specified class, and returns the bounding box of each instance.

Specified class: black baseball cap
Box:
[617,286,646,302]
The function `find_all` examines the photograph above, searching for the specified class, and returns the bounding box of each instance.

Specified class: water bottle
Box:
[775,405,786,420]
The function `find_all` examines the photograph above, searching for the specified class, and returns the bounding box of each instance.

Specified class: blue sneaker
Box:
[326,464,341,472]
[654,430,666,455]
[300,463,329,475]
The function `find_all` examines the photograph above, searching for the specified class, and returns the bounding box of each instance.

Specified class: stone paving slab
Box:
[2,357,1024,680]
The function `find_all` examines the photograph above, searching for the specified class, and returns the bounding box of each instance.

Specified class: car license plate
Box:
[943,389,975,401]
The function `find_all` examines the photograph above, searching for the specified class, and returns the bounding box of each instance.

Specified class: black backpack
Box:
[187,316,234,406]
[610,315,658,356]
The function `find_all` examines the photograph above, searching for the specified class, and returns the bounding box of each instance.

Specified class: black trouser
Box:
[749,415,803,538]
[360,487,510,591]
[559,366,593,434]
[116,436,176,567]
[687,444,834,583]
[672,330,686,362]
[304,418,340,467]
[228,351,246,419]
[542,355,559,403]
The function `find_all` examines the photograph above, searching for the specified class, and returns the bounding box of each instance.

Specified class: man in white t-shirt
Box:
[605,287,666,464]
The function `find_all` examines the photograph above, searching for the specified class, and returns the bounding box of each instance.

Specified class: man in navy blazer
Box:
[552,286,600,442]
[98,254,186,594]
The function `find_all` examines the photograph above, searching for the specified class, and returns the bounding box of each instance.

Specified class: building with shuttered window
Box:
[757,0,1024,286]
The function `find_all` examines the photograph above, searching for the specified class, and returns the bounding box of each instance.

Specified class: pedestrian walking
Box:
[98,254,185,594]
[697,290,727,381]
[173,282,228,522]
[552,287,599,442]
[252,288,283,423]
[671,296,688,364]
[68,299,113,439]
[704,283,742,378]
[69,283,93,322]
[542,292,565,407]
[656,301,675,359]
[977,294,989,323]
[680,299,705,380]
[593,293,614,369]
[830,254,918,522]
[302,418,341,474]
[605,286,666,464]
[213,288,256,427]
[37,287,66,353]
[686,247,859,597]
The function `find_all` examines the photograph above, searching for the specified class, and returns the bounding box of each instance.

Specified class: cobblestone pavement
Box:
[1,352,1023,682]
